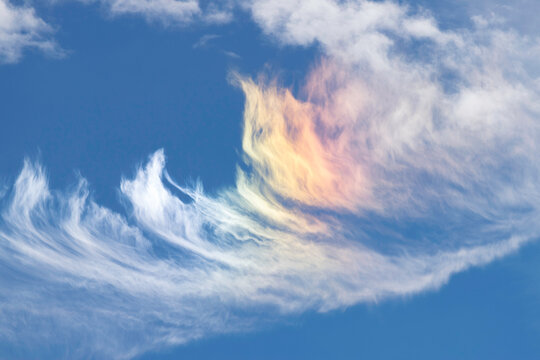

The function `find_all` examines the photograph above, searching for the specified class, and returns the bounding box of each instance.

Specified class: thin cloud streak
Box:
[90,0,234,25]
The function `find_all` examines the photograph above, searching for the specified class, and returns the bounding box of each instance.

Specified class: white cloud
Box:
[245,0,464,68]
[0,151,531,358]
[91,0,234,25]
[193,33,220,48]
[105,0,201,23]
[2,0,540,358]
[0,0,62,63]
[241,0,540,215]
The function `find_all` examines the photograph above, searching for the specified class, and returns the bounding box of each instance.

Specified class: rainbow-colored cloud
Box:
[1,0,540,358]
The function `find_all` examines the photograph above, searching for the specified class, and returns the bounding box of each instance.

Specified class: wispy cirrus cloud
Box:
[88,0,234,25]
[2,0,540,359]
[0,149,531,358]
[0,0,62,63]
[193,33,220,48]
[0,0,233,65]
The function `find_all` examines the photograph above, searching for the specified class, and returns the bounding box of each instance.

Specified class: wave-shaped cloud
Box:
[0,148,530,358]
[2,0,540,358]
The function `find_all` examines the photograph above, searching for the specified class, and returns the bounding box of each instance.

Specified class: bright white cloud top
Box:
[1,0,539,358]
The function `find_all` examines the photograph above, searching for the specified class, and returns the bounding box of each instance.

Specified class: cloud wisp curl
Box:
[2,0,540,358]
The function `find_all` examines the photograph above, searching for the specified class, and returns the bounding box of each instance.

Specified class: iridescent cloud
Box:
[1,0,540,359]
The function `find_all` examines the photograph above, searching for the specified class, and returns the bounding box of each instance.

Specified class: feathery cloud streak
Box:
[2,0,540,358]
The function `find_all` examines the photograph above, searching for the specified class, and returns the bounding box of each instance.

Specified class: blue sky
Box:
[1,0,540,359]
